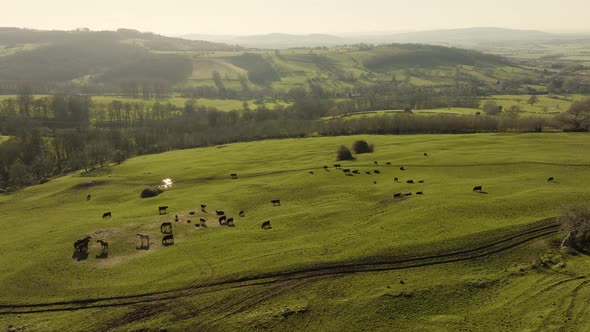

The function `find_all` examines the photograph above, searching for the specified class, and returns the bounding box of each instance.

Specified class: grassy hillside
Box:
[1,133,590,330]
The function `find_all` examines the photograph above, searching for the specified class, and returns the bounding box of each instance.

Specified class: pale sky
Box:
[2,0,589,35]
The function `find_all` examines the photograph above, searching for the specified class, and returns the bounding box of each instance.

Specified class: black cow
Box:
[400,166,406,171]
[216,210,225,216]
[473,186,483,192]
[158,206,168,215]
[186,219,191,224]
[323,166,329,170]
[393,193,402,198]
[309,171,314,174]
[161,222,173,234]
[227,218,235,226]
[374,170,381,174]
[342,169,351,174]
[352,170,360,174]
[86,194,91,201]
[219,215,227,224]
[394,177,400,182]
[424,152,428,157]
[174,215,179,222]
[162,235,174,246]
[199,217,207,223]
[334,164,341,169]
[102,212,111,218]
[374,181,377,184]
[271,199,281,206]
[419,180,424,183]
[366,171,371,175]
[547,177,554,182]
[74,236,92,252]
[405,193,412,196]
[416,191,424,195]
[189,211,196,215]
[201,204,207,209]
[239,210,245,217]
[261,220,272,229]
[407,180,414,184]
[374,161,378,165]
[386,162,392,165]
[230,173,238,179]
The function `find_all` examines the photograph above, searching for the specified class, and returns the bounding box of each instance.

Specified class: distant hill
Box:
[181,33,345,49]
[0,28,238,85]
[181,28,556,49]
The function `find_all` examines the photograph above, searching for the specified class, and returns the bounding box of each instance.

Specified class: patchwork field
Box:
[1,133,590,330]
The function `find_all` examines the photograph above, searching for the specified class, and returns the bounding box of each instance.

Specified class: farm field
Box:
[1,133,590,330]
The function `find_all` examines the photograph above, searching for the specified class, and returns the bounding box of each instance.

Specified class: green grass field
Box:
[1,133,590,330]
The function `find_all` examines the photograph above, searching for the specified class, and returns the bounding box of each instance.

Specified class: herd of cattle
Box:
[73,152,556,259]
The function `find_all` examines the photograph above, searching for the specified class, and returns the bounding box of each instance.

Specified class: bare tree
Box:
[560,205,590,249]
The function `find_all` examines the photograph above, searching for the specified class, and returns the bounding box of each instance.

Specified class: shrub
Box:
[140,187,163,198]
[336,145,355,161]
[352,140,374,154]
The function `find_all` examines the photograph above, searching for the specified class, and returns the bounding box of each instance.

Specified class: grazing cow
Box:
[393,193,402,199]
[230,173,238,179]
[547,177,554,182]
[239,210,245,217]
[400,166,406,171]
[352,170,360,174]
[334,164,341,169]
[374,161,379,165]
[186,219,191,224]
[323,166,329,170]
[261,220,272,229]
[405,193,412,197]
[174,215,179,222]
[201,204,207,209]
[219,215,227,224]
[271,199,281,206]
[366,171,371,175]
[416,191,424,195]
[199,217,207,223]
[136,234,149,249]
[74,236,92,252]
[158,206,168,215]
[162,234,174,246]
[161,222,173,234]
[419,180,424,183]
[309,171,314,174]
[374,181,377,184]
[407,180,414,184]
[394,177,399,182]
[342,169,351,174]
[374,170,381,174]
[227,217,235,226]
[189,211,196,215]
[386,162,392,165]
[216,210,225,216]
[424,152,428,157]
[86,194,91,201]
[96,240,108,253]
[473,186,483,192]
[102,212,112,219]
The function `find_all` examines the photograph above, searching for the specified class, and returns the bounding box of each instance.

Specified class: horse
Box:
[261,220,272,229]
[137,233,150,248]
[162,234,174,246]
[96,240,109,252]
[219,215,227,225]
[74,236,92,252]
[158,206,168,215]
[161,222,173,234]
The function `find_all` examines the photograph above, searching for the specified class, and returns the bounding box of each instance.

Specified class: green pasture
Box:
[1,133,590,330]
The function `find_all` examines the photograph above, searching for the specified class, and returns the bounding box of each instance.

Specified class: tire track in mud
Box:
[0,219,561,315]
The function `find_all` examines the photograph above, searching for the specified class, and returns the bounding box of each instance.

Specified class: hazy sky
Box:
[3,0,589,35]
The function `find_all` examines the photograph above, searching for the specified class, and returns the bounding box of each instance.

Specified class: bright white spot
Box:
[160,178,173,189]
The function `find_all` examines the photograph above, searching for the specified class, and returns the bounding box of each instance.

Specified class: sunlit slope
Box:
[0,133,589,303]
